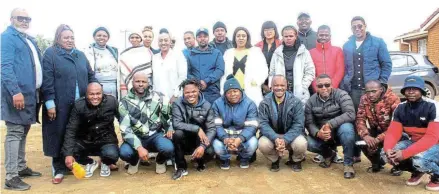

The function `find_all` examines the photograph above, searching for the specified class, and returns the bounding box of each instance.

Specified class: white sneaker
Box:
[100,163,111,177]
[127,160,140,175]
[166,159,173,166]
[156,162,166,174]
[85,160,99,178]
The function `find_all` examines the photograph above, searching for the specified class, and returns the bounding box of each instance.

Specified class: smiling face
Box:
[94,30,109,47]
[87,83,103,106]
[235,30,248,49]
[183,84,200,105]
[264,28,275,40]
[351,20,367,40]
[158,33,171,52]
[132,73,149,96]
[196,33,209,48]
[58,30,75,50]
[184,33,195,48]
[271,76,287,99]
[226,89,242,104]
[297,16,312,32]
[129,33,142,47]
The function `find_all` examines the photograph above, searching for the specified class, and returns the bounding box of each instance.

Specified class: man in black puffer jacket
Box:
[63,83,119,179]
[171,79,216,180]
[305,74,356,179]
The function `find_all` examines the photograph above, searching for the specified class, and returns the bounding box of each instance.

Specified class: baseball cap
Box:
[196,28,209,36]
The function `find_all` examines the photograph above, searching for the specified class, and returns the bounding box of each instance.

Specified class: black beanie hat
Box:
[213,21,227,32]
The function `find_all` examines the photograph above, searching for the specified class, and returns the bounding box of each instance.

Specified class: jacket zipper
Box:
[322,43,326,74]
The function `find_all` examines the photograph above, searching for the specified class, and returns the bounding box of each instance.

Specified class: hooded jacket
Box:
[309,41,344,91]
[356,87,400,141]
[209,38,233,55]
[258,92,305,144]
[269,44,315,105]
[172,94,216,148]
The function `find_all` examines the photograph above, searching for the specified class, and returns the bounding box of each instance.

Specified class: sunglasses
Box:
[12,16,32,23]
[317,83,331,88]
[351,24,364,30]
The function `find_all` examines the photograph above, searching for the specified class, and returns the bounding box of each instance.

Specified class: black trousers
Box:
[172,130,214,170]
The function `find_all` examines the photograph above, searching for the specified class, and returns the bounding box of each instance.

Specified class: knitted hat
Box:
[159,28,169,34]
[401,76,427,96]
[223,74,242,94]
[93,27,110,38]
[128,32,142,41]
[213,21,227,32]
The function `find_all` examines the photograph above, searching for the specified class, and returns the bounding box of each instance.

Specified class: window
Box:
[408,56,417,66]
[390,55,407,68]
[418,39,427,55]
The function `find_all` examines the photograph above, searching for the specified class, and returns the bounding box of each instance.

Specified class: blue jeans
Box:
[119,132,174,165]
[212,136,258,161]
[307,123,356,166]
[381,140,439,175]
[73,142,119,166]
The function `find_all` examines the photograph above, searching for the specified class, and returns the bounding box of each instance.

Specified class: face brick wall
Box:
[427,22,439,67]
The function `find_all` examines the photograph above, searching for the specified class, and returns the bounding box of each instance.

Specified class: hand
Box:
[232,138,242,150]
[200,80,207,90]
[363,135,378,150]
[137,146,149,161]
[48,108,56,121]
[275,138,286,156]
[192,146,205,159]
[198,129,210,146]
[65,156,75,170]
[388,150,404,165]
[13,93,25,110]
[224,138,236,151]
[165,130,174,139]
[170,96,177,104]
[317,128,331,141]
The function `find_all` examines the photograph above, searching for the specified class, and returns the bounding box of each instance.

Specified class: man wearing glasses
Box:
[340,16,392,112]
[356,80,401,175]
[305,74,357,179]
[1,8,42,191]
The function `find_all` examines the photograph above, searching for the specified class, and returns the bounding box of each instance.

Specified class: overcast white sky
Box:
[1,0,438,52]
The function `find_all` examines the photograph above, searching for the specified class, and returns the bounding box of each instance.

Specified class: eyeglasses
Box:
[317,83,331,88]
[12,16,32,23]
[351,24,364,30]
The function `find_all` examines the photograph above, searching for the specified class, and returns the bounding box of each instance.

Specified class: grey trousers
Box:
[4,122,30,180]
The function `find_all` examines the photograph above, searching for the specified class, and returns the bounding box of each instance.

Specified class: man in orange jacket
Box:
[309,25,344,92]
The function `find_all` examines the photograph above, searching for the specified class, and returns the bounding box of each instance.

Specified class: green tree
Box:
[35,34,52,53]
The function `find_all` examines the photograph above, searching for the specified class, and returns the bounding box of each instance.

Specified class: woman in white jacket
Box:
[221,27,268,106]
[269,25,315,105]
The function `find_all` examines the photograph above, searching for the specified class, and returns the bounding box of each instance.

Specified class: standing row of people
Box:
[3,8,439,193]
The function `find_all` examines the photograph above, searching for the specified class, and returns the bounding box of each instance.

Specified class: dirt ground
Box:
[1,96,438,194]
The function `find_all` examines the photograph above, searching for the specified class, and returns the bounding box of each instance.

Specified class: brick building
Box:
[394,8,439,66]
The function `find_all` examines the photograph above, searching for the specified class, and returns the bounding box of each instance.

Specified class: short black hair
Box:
[281,25,298,36]
[260,21,279,40]
[351,16,366,25]
[179,79,201,91]
[317,25,331,33]
[184,31,194,37]
[232,27,252,49]
[316,74,332,80]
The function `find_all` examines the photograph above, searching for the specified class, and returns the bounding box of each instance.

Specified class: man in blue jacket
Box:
[187,27,225,104]
[1,8,42,191]
[340,16,392,112]
[212,75,258,170]
[258,75,307,172]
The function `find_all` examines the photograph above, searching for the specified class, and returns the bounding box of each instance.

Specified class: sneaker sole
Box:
[4,185,30,191]
[100,172,111,177]
[240,165,249,169]
[220,166,230,170]
[172,171,188,180]
[85,163,99,178]
[406,179,423,186]
[426,185,439,191]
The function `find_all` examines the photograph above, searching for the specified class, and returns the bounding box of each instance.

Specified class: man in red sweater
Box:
[309,25,344,92]
[383,76,439,191]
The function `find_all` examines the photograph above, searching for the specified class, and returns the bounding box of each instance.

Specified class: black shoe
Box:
[172,169,188,180]
[240,160,250,169]
[270,159,280,172]
[250,152,257,163]
[390,166,403,176]
[197,161,206,172]
[344,165,355,179]
[366,164,383,173]
[18,167,42,178]
[4,177,30,191]
[292,161,302,172]
[140,160,151,166]
[220,159,230,170]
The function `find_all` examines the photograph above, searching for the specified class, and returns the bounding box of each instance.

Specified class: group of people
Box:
[2,7,439,192]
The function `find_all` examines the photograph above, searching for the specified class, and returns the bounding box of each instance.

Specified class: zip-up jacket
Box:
[309,41,344,91]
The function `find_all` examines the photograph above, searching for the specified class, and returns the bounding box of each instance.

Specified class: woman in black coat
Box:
[41,24,96,184]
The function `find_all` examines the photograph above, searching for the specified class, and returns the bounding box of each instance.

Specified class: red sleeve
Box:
[402,122,439,159]
[332,48,345,88]
[383,121,403,152]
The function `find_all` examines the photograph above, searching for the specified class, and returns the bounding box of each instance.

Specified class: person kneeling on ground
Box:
[118,72,174,175]
[171,79,216,180]
[258,75,307,172]
[383,76,439,192]
[212,75,258,169]
[356,80,402,175]
[305,74,356,179]
[63,83,119,179]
